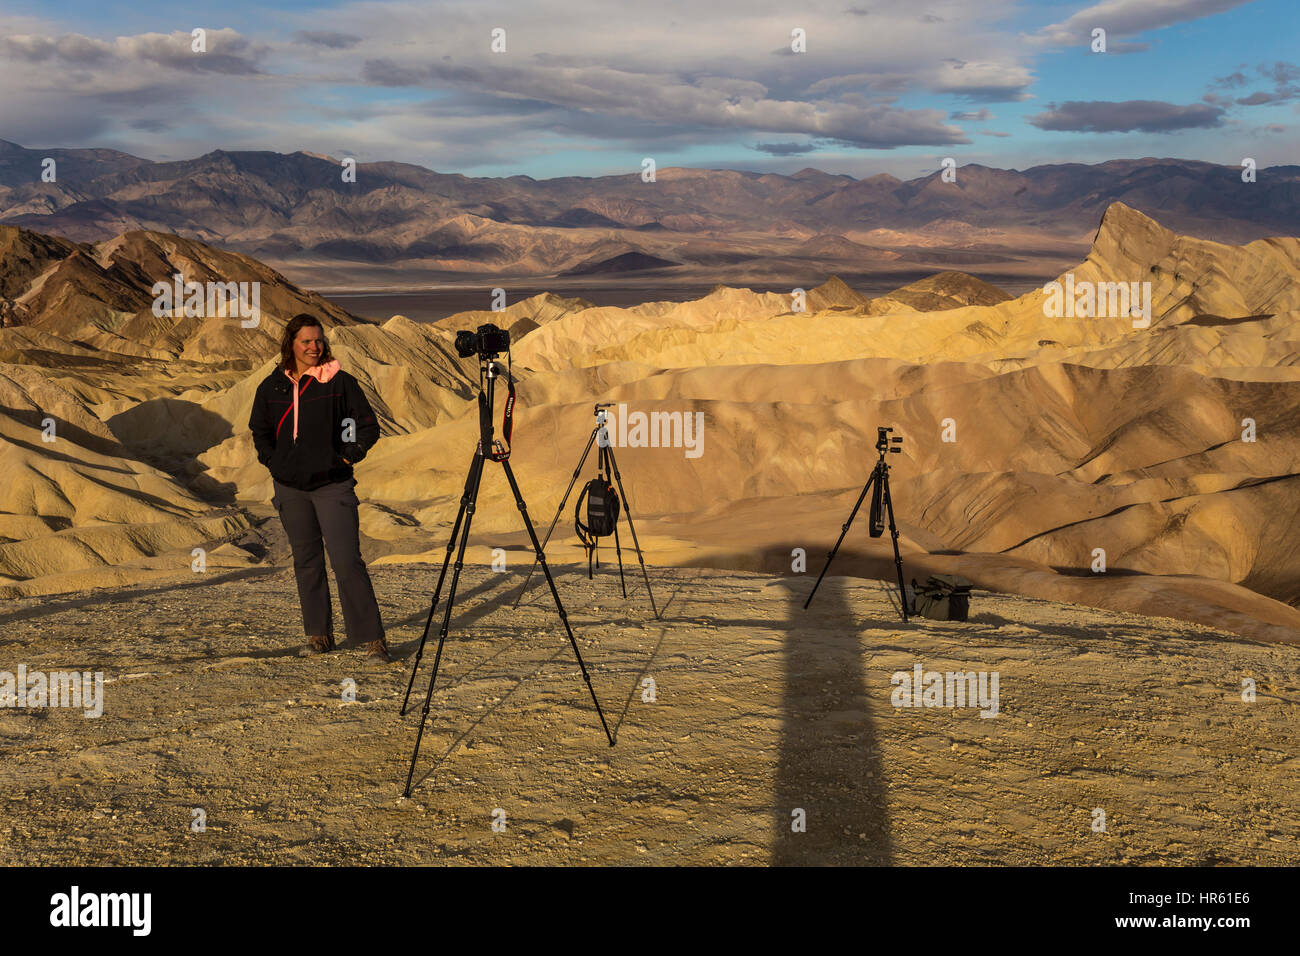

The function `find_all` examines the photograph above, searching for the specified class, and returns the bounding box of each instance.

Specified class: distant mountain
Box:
[0,224,364,361]
[0,139,151,189]
[6,203,1300,643]
[561,250,680,275]
[0,141,1296,284]
[876,271,1014,311]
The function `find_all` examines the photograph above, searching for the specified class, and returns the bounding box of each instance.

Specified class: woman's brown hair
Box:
[279,313,334,371]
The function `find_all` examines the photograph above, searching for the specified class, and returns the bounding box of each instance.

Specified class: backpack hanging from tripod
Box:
[513,403,659,617]
[575,472,621,576]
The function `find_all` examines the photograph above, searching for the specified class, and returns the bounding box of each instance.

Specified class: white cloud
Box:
[1031,0,1255,47]
[0,0,1044,166]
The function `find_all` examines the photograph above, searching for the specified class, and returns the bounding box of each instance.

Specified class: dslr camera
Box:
[456,323,510,359]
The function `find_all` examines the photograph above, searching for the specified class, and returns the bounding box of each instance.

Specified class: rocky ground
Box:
[2,561,1297,865]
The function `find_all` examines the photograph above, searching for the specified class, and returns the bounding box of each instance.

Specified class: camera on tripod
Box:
[806,423,910,621]
[870,428,903,536]
[455,322,511,359]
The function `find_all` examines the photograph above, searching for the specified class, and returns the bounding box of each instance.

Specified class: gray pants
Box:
[272,478,385,645]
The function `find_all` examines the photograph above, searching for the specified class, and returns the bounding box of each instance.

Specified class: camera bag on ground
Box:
[575,476,620,573]
[911,574,974,621]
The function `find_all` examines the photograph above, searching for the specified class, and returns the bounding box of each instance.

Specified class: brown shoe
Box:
[298,633,335,657]
[365,638,394,663]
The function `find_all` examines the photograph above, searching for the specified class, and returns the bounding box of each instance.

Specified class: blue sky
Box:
[1,0,1295,179]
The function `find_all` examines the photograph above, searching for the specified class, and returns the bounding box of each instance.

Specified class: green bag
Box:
[911,575,973,621]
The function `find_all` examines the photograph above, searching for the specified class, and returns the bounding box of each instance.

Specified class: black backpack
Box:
[575,477,620,572]
[911,574,973,621]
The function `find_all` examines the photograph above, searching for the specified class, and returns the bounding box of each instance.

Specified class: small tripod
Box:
[512,403,659,618]
[399,353,614,797]
[804,426,909,622]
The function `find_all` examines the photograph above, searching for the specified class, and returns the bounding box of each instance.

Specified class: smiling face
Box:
[292,324,325,372]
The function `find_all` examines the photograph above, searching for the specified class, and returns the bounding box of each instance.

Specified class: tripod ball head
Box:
[876,426,903,455]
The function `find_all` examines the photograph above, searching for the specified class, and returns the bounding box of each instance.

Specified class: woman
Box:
[248,313,393,662]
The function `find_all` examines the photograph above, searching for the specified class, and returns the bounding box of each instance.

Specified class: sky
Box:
[0,0,1295,180]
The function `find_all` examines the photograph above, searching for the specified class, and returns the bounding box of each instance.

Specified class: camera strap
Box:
[478,371,516,462]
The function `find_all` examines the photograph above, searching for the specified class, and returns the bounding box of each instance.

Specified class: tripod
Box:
[399,354,614,797]
[512,403,660,618]
[804,426,909,622]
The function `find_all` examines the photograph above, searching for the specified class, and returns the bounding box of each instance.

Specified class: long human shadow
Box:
[770,575,894,866]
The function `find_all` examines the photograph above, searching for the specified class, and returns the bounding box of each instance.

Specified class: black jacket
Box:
[248,366,380,491]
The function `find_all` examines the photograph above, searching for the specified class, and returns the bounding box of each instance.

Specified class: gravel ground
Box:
[2,562,1298,865]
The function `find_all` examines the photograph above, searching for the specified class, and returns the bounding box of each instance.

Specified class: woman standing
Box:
[248,313,393,662]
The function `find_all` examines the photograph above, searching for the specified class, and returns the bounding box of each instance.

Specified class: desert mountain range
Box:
[1,200,1299,643]
[2,141,1296,290]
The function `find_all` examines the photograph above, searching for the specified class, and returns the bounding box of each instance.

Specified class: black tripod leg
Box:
[881,471,910,623]
[513,427,599,608]
[404,451,487,797]
[604,444,660,618]
[500,458,615,746]
[401,448,477,715]
[613,522,627,598]
[805,469,876,610]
